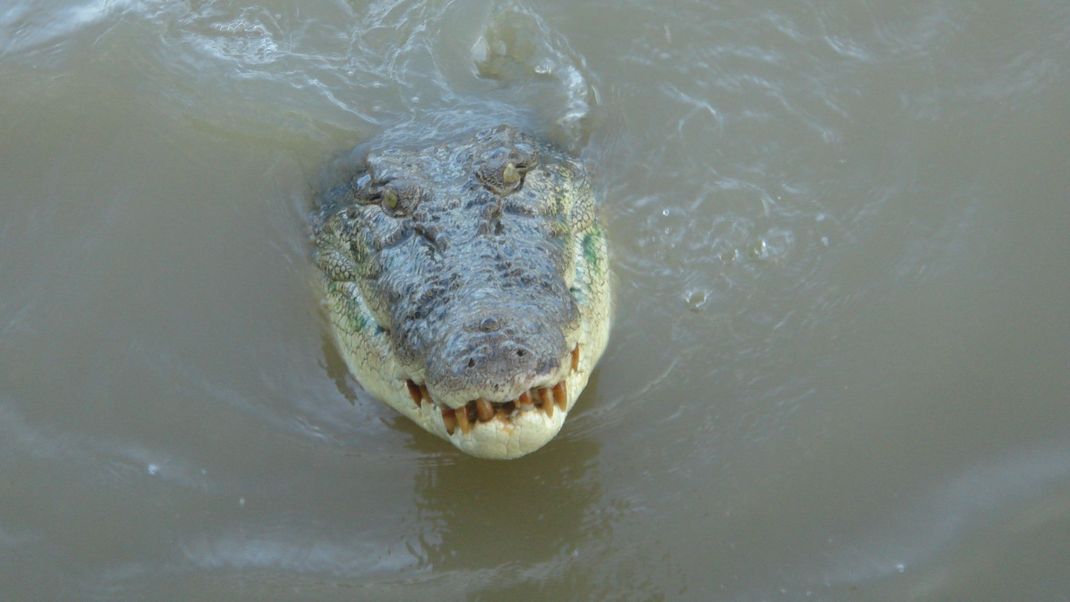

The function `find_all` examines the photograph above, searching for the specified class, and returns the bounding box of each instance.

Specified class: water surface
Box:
[2,1,1070,599]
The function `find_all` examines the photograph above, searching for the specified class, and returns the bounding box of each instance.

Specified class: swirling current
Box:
[2,1,1070,599]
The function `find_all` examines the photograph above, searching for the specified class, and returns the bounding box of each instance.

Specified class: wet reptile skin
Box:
[312,125,610,459]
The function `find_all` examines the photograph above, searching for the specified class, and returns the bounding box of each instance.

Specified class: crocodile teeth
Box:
[475,398,494,422]
[442,407,457,435]
[553,382,567,410]
[408,374,572,436]
[571,345,580,372]
[538,387,554,417]
[406,380,422,406]
[455,406,472,434]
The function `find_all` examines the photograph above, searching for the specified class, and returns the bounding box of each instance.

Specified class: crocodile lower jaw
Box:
[390,344,591,459]
[405,344,580,431]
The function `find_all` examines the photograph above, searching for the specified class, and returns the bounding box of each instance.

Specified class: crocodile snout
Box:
[423,312,565,408]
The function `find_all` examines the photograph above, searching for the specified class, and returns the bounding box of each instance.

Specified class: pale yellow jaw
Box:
[391,345,588,459]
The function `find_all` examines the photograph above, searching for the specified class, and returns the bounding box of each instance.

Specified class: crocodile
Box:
[312,124,610,459]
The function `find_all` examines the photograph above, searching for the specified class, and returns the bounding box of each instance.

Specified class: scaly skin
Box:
[312,125,610,459]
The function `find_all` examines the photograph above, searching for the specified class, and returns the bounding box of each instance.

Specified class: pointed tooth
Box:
[419,385,431,403]
[406,380,422,406]
[571,344,581,372]
[475,398,494,422]
[539,388,554,417]
[441,408,456,435]
[495,407,510,422]
[553,382,567,410]
[455,406,472,434]
[538,387,553,405]
[538,387,553,404]
[518,390,532,405]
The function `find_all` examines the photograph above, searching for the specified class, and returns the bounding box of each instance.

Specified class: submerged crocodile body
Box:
[312,125,610,459]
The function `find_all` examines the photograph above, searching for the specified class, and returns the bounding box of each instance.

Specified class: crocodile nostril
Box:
[516,349,526,357]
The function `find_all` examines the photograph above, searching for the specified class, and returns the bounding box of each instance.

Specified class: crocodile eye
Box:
[382,189,398,210]
[376,183,424,218]
[502,163,520,187]
[477,151,537,196]
[378,188,406,217]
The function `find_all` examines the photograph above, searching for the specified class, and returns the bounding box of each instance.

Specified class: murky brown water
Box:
[2,1,1070,599]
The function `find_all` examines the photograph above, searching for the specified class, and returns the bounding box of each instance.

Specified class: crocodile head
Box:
[313,125,610,459]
